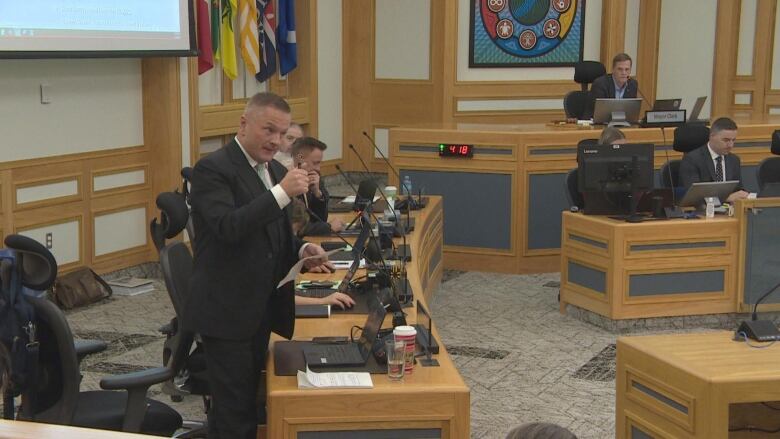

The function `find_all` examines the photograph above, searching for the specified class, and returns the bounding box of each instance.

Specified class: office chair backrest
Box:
[565,168,584,209]
[574,61,606,91]
[563,91,593,120]
[757,157,780,190]
[4,235,57,291]
[660,159,683,188]
[673,123,710,153]
[159,243,192,319]
[150,191,189,253]
[20,295,80,424]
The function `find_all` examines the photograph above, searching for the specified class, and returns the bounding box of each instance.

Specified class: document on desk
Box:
[277,248,344,288]
[332,258,366,270]
[297,366,373,389]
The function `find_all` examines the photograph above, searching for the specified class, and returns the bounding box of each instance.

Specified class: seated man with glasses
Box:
[679,117,749,203]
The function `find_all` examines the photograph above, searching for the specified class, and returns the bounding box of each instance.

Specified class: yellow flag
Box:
[220,0,238,79]
[239,0,260,75]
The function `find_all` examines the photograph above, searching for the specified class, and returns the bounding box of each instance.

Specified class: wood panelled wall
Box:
[712,0,779,119]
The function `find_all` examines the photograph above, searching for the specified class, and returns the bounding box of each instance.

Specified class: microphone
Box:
[362,131,417,210]
[348,143,411,305]
[300,203,352,248]
[736,281,780,341]
[661,127,677,207]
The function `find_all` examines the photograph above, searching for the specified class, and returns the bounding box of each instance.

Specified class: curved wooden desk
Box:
[266,196,470,438]
[389,120,779,275]
[0,420,158,438]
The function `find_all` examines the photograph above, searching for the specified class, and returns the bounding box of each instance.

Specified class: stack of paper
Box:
[107,277,155,296]
[297,366,373,389]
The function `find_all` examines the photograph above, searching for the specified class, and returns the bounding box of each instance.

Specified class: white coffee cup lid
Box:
[385,185,397,191]
[393,325,416,336]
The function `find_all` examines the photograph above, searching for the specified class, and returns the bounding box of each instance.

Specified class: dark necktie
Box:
[715,156,723,182]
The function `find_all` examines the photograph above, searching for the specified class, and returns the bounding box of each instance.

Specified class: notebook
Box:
[302,296,386,367]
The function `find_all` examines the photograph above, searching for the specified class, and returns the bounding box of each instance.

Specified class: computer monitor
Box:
[679,181,739,208]
[593,98,642,127]
[577,143,655,218]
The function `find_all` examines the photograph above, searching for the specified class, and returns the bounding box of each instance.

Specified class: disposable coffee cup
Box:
[385,186,398,199]
[393,325,416,374]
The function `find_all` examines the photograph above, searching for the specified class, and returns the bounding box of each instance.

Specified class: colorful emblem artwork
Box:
[469,0,585,67]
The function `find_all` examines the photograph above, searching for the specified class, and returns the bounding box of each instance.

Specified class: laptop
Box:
[302,295,386,367]
[688,96,707,122]
[652,99,682,111]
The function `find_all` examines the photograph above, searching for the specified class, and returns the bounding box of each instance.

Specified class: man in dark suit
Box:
[679,117,749,203]
[291,136,345,236]
[184,92,333,439]
[591,53,638,100]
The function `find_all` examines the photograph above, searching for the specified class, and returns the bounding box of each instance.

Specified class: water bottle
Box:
[705,199,715,218]
[402,175,413,197]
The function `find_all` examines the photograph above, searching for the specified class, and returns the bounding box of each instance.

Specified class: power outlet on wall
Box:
[45,232,53,249]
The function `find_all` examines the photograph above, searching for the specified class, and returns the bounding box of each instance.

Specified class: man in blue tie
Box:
[591,53,638,100]
[679,117,749,203]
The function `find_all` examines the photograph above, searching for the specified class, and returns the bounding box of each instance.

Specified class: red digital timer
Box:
[438,144,474,158]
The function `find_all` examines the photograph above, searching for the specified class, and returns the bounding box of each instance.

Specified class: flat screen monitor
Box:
[577,143,655,215]
[679,181,739,207]
[593,98,642,126]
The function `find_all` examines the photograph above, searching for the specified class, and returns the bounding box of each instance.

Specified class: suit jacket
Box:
[184,140,302,340]
[307,180,329,223]
[679,144,743,190]
[590,74,638,100]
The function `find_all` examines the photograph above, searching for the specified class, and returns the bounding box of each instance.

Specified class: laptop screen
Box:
[337,212,372,294]
[357,296,386,357]
[416,301,433,346]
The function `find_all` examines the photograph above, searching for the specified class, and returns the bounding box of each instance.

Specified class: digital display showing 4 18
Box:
[438,144,474,158]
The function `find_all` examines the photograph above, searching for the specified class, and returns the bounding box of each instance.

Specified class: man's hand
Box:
[321,292,355,309]
[726,190,749,203]
[308,171,322,198]
[328,218,345,233]
[280,168,310,197]
[301,244,335,273]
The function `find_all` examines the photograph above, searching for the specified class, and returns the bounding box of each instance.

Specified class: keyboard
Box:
[296,288,337,298]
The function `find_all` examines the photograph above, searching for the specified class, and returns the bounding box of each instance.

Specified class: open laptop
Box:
[652,99,682,111]
[688,96,708,122]
[302,295,386,367]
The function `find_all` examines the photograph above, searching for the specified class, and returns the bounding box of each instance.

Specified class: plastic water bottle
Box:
[705,199,715,218]
[402,175,413,197]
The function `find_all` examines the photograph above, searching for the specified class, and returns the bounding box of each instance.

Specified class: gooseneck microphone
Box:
[362,131,416,208]
[736,281,780,342]
[347,143,410,305]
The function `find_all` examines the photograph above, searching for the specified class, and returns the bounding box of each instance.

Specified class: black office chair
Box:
[563,91,593,120]
[757,157,780,191]
[574,61,606,92]
[659,123,711,189]
[565,168,584,210]
[152,192,210,437]
[2,234,185,436]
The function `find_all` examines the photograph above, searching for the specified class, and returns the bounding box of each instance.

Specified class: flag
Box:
[211,0,220,61]
[239,0,260,75]
[220,0,238,79]
[277,0,297,75]
[255,0,277,83]
[196,0,214,74]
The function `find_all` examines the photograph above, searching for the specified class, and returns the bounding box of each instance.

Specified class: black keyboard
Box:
[329,250,354,261]
[296,288,337,298]
[317,344,364,365]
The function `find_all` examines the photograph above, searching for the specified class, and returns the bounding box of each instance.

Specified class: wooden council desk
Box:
[266,196,471,438]
[559,198,780,320]
[388,119,779,275]
[617,331,780,439]
[0,420,158,438]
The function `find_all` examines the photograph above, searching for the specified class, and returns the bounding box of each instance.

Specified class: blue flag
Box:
[277,0,297,75]
[255,0,277,83]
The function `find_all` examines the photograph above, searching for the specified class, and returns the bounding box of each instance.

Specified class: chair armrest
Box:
[74,339,108,362]
[100,367,174,391]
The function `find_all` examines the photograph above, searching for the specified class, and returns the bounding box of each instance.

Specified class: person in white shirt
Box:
[274,122,303,169]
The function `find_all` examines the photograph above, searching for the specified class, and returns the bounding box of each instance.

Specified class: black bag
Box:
[0,249,38,418]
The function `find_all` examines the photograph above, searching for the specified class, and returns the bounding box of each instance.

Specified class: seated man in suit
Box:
[292,136,346,235]
[679,117,750,203]
[273,122,303,169]
[591,53,638,100]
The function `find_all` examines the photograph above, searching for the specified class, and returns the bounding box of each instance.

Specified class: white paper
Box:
[332,259,366,270]
[340,195,380,204]
[297,366,373,389]
[277,248,345,288]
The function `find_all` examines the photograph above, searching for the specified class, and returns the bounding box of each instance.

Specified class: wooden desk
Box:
[616,332,780,438]
[266,196,470,438]
[388,120,779,275]
[560,197,780,320]
[559,212,739,320]
[0,420,157,438]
